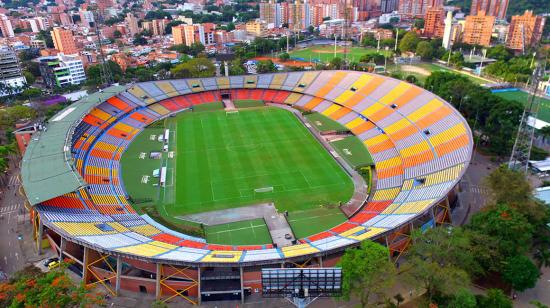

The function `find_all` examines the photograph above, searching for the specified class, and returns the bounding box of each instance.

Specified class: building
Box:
[506,10,546,52]
[398,0,443,18]
[442,11,454,49]
[245,21,267,37]
[51,27,79,55]
[423,7,445,38]
[0,47,26,96]
[172,25,186,45]
[354,0,381,21]
[0,14,14,38]
[260,0,277,25]
[142,19,168,36]
[38,54,86,88]
[126,13,139,36]
[470,0,508,20]
[381,0,398,13]
[462,10,495,47]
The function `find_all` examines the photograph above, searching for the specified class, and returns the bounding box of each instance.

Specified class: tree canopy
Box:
[170,57,216,78]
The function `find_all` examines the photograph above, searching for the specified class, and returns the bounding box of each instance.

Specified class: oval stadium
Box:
[21,70,473,304]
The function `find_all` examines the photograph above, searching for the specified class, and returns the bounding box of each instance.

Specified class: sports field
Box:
[305,112,348,132]
[289,45,392,63]
[122,106,355,242]
[494,90,550,123]
[205,218,272,245]
[331,136,374,169]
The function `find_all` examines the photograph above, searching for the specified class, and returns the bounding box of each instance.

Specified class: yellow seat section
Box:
[361,102,385,118]
[149,240,178,250]
[269,73,287,89]
[52,222,128,236]
[127,85,156,104]
[341,226,386,241]
[372,187,401,201]
[95,141,117,152]
[284,93,303,105]
[377,156,402,170]
[155,81,177,97]
[401,179,414,190]
[334,74,373,105]
[400,141,431,158]
[201,251,243,263]
[378,82,412,105]
[130,224,162,236]
[416,164,464,187]
[216,77,230,89]
[364,134,388,147]
[321,104,341,116]
[186,79,204,92]
[116,243,170,257]
[429,123,467,147]
[387,200,435,214]
[244,76,257,88]
[344,117,365,129]
[149,104,170,116]
[84,166,110,176]
[407,99,443,122]
[384,118,411,135]
[90,194,119,205]
[281,244,319,258]
[90,108,112,121]
[114,122,137,133]
[293,71,320,92]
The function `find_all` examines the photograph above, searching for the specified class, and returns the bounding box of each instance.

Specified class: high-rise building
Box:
[462,10,495,47]
[470,0,508,20]
[0,47,26,97]
[442,11,454,49]
[260,0,277,25]
[381,0,398,13]
[126,13,139,36]
[289,0,304,31]
[354,0,381,21]
[423,7,445,38]
[398,0,443,18]
[0,14,14,38]
[506,10,546,51]
[38,54,86,88]
[172,25,186,45]
[51,27,79,55]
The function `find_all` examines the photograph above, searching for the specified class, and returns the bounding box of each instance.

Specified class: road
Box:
[0,161,27,275]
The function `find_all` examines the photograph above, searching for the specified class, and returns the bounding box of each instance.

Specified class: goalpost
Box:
[226,110,239,115]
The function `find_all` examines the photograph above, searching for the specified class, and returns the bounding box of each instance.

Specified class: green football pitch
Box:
[494,91,550,123]
[289,45,393,63]
[121,106,354,241]
[205,218,272,245]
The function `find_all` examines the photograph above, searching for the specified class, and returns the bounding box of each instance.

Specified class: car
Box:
[47,260,60,270]
[43,257,59,269]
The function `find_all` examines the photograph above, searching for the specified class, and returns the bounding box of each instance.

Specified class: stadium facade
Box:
[21,71,473,304]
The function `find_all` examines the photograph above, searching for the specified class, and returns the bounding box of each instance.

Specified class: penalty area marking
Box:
[150,134,156,141]
[139,152,146,159]
[141,175,149,184]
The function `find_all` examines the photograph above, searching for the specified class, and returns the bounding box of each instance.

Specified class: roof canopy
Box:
[21,85,126,205]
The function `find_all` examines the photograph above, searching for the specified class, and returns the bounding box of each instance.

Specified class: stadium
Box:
[21,70,473,304]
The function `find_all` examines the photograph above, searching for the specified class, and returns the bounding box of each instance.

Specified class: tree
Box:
[486,45,513,61]
[23,71,35,85]
[37,30,54,48]
[133,33,148,45]
[448,288,477,308]
[329,57,343,69]
[256,59,276,73]
[339,241,397,308]
[539,125,550,143]
[477,289,512,308]
[398,32,420,52]
[21,88,42,98]
[170,57,216,78]
[229,59,245,75]
[278,52,290,62]
[415,41,434,60]
[0,105,36,129]
[405,227,474,302]
[469,204,533,260]
[113,30,122,38]
[502,255,540,291]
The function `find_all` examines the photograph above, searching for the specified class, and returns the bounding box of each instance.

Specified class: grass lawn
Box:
[386,63,488,85]
[287,207,347,239]
[289,45,392,63]
[494,90,550,123]
[331,136,374,169]
[193,101,224,112]
[122,106,355,243]
[205,218,272,245]
[305,112,349,132]
[234,99,265,108]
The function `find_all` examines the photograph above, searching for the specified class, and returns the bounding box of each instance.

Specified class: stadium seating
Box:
[33,71,472,264]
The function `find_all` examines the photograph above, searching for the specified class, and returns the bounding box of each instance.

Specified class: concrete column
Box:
[318,256,323,267]
[155,263,161,300]
[115,256,122,296]
[445,198,452,224]
[197,267,201,305]
[385,236,391,261]
[240,266,244,304]
[59,237,66,261]
[37,217,43,255]
[82,246,89,282]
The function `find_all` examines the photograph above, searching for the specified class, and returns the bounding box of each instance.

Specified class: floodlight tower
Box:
[508,64,543,172]
[90,3,114,87]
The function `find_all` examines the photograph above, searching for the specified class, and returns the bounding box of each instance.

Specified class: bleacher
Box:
[33,71,472,264]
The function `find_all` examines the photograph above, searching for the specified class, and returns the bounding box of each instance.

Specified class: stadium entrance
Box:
[200,268,248,302]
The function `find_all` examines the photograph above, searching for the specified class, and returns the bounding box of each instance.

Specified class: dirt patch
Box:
[399,65,430,76]
[253,56,314,67]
